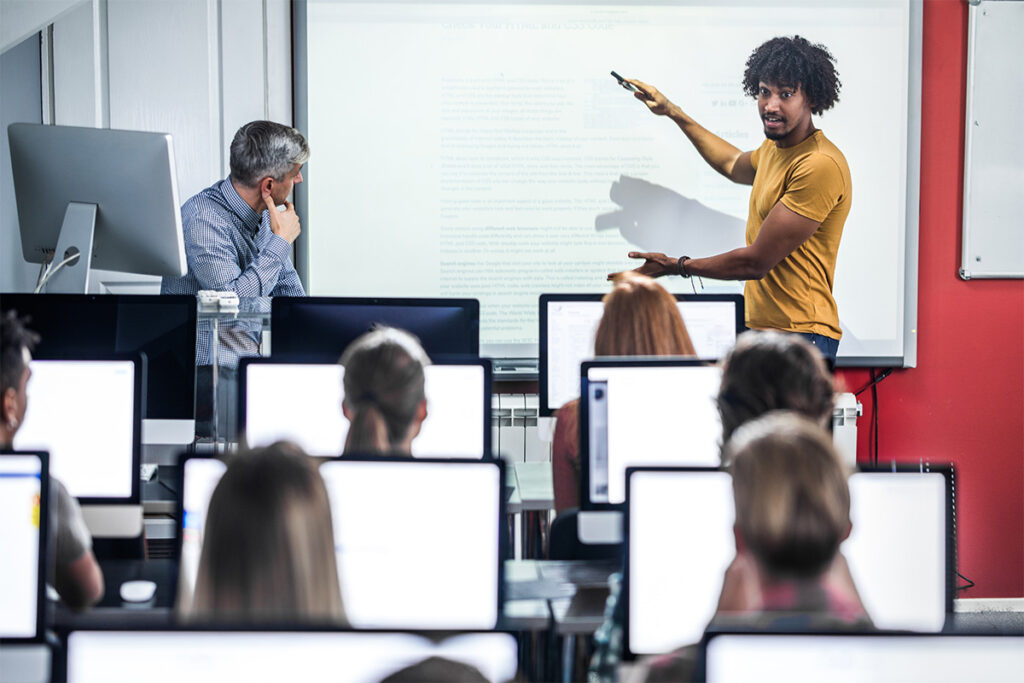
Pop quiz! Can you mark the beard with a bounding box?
[763,119,787,140]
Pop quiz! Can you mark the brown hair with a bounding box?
[340,327,431,455]
[717,330,834,450]
[726,411,851,579]
[187,442,345,623]
[594,271,696,357]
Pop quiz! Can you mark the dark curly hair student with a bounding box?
[741,35,842,115]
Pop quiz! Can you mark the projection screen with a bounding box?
[296,0,920,365]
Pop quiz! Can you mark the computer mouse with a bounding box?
[119,579,157,603]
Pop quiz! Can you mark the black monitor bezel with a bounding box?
[622,464,957,660]
[175,452,507,629]
[0,450,50,644]
[538,293,744,417]
[237,356,494,459]
[269,296,481,362]
[21,354,143,505]
[579,358,718,511]
[0,293,197,420]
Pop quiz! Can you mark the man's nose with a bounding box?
[295,171,303,184]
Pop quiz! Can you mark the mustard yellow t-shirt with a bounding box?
[745,130,851,340]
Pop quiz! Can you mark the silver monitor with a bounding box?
[704,634,1024,683]
[7,123,186,292]
[625,468,952,657]
[178,456,505,630]
[67,630,519,683]
[240,360,491,458]
[0,452,48,640]
[13,359,142,537]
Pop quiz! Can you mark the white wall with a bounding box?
[0,0,293,293]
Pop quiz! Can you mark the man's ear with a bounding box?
[2,387,15,423]
[261,177,273,196]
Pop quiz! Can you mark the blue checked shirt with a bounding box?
[161,178,305,367]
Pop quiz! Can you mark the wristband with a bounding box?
[677,255,691,278]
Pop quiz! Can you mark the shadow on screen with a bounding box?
[595,175,745,256]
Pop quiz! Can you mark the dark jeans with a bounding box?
[795,332,840,369]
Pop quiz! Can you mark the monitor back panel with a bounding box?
[241,360,491,457]
[625,468,952,657]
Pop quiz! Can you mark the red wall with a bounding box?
[836,0,1024,598]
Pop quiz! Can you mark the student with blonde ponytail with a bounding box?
[340,327,431,455]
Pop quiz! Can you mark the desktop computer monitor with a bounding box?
[177,455,505,630]
[12,357,143,537]
[0,294,197,422]
[624,467,954,658]
[538,293,743,416]
[7,123,186,293]
[239,358,492,457]
[702,633,1024,683]
[580,359,723,507]
[67,630,519,683]
[0,451,48,642]
[270,296,480,361]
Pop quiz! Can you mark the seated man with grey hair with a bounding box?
[162,121,309,435]
[162,119,308,302]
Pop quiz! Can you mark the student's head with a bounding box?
[380,657,488,683]
[0,310,38,447]
[188,442,344,623]
[725,411,851,580]
[717,331,834,450]
[229,120,309,203]
[742,35,841,117]
[594,271,696,357]
[340,327,431,455]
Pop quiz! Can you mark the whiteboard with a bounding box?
[295,0,921,366]
[961,0,1024,280]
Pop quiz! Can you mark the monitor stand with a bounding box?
[44,202,97,293]
[81,504,144,538]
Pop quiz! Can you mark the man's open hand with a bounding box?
[608,251,678,280]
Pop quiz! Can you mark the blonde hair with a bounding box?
[594,272,696,357]
[725,411,851,579]
[340,327,431,454]
[188,443,345,623]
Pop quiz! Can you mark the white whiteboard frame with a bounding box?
[960,0,1024,280]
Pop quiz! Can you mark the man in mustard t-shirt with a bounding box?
[611,36,851,363]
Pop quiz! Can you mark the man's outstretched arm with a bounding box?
[628,78,755,186]
[609,201,821,282]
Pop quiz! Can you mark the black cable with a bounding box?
[854,367,894,396]
[957,571,975,591]
[871,370,879,466]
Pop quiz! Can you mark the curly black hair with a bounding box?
[1,310,39,393]
[742,35,841,116]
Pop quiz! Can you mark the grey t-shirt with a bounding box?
[54,478,92,566]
